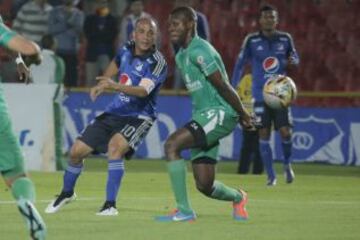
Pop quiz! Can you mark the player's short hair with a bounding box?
[170,6,198,22]
[259,4,278,17]
[134,16,157,31]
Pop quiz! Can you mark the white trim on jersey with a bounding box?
[152,51,166,77]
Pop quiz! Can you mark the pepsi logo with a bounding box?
[263,57,279,73]
[119,73,132,86]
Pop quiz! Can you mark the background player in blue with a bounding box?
[46,17,167,215]
[232,5,299,186]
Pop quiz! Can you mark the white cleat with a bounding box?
[96,202,119,216]
[45,192,76,214]
[17,199,46,240]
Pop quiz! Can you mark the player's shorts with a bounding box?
[254,101,293,130]
[0,94,25,178]
[78,113,153,159]
[184,107,238,162]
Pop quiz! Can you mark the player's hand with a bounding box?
[16,62,32,84]
[239,110,254,130]
[23,53,42,66]
[90,85,104,102]
[95,76,118,90]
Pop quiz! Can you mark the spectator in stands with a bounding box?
[84,0,118,87]
[30,35,65,169]
[30,34,65,84]
[234,74,263,175]
[232,5,299,186]
[172,0,211,90]
[119,0,151,46]
[48,0,84,87]
[12,0,53,44]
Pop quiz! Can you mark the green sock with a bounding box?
[210,180,242,203]
[11,177,35,202]
[167,160,193,214]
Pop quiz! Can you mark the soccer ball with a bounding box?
[263,75,297,109]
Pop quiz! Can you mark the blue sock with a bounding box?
[62,162,83,193]
[282,140,292,166]
[259,140,275,179]
[106,159,125,203]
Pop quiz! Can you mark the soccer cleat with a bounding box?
[233,189,248,221]
[17,198,47,240]
[284,165,295,183]
[267,177,277,186]
[155,209,196,222]
[45,191,76,214]
[96,201,119,216]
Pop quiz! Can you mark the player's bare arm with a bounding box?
[207,70,253,128]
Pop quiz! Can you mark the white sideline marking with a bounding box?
[0,197,358,206]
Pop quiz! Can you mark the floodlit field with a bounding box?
[1,159,359,240]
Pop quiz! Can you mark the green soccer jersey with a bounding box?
[176,35,237,116]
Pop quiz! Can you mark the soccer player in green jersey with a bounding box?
[0,16,46,239]
[156,6,252,222]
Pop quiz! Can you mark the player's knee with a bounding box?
[107,142,127,159]
[195,181,213,196]
[69,144,85,164]
[164,138,179,159]
[279,127,291,140]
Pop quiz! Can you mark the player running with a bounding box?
[155,6,252,222]
[232,5,300,186]
[0,15,46,239]
[45,17,167,216]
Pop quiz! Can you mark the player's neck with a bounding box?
[262,29,276,38]
[183,32,195,48]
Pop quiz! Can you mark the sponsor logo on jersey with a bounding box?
[197,55,204,64]
[135,62,143,72]
[119,73,132,86]
[263,57,280,73]
[256,45,264,51]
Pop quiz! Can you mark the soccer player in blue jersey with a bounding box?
[46,16,167,215]
[232,5,299,186]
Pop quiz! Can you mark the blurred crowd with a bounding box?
[0,0,359,105]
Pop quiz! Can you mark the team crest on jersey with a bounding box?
[263,57,279,73]
[119,73,132,86]
[135,62,143,72]
[197,55,204,64]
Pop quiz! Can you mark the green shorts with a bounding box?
[186,107,238,161]
[0,93,25,178]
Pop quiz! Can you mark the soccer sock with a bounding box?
[106,159,125,203]
[259,139,276,179]
[62,162,83,193]
[282,140,292,166]
[11,177,35,202]
[167,160,193,215]
[210,180,242,203]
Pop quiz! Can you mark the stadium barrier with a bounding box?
[64,90,360,167]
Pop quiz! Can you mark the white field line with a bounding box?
[0,197,359,206]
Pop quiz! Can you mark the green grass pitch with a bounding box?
[1,159,359,240]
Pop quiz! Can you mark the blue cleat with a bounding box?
[284,165,295,183]
[155,209,196,222]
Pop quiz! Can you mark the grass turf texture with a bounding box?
[0,159,359,240]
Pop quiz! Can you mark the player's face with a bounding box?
[133,20,156,54]
[259,10,278,31]
[168,16,189,46]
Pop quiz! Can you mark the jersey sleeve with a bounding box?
[231,34,252,87]
[286,33,300,65]
[189,43,219,77]
[142,51,167,92]
[0,22,17,47]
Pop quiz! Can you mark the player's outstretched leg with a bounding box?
[45,162,82,213]
[12,177,46,240]
[282,140,295,183]
[259,139,277,186]
[96,159,124,216]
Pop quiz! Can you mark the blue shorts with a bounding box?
[253,101,293,130]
